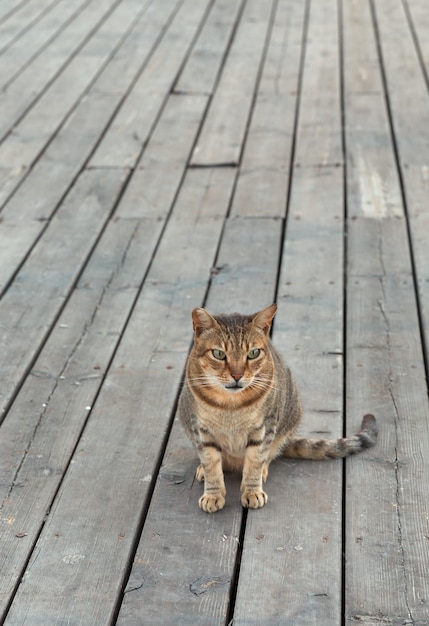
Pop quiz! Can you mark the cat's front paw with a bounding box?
[199,493,225,513]
[241,490,268,509]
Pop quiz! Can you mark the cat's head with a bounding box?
[187,304,277,406]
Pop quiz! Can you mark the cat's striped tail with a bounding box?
[283,414,378,460]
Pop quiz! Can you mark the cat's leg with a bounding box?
[197,445,226,513]
[195,464,205,481]
[241,445,268,509]
[261,461,269,483]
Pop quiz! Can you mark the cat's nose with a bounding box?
[231,373,243,381]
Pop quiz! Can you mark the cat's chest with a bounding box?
[198,405,262,455]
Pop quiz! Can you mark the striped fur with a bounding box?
[178,305,378,513]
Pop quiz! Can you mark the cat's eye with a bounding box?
[212,349,226,360]
[247,348,261,360]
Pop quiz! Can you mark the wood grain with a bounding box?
[191,0,276,166]
[1,1,429,622]
[174,0,243,96]
[231,0,307,218]
[0,218,155,616]
[0,0,89,91]
[90,0,210,168]
[232,0,345,621]
[344,0,429,623]
[0,168,126,418]
[373,0,429,373]
[0,0,167,142]
[117,186,281,624]
[4,167,237,624]
[234,166,345,626]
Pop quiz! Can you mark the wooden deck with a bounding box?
[1,0,429,624]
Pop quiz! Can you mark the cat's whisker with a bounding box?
[187,375,226,390]
[249,379,277,394]
[251,377,273,387]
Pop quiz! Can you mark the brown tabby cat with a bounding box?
[179,304,378,513]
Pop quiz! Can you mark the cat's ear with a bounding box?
[192,308,218,337]
[251,304,277,335]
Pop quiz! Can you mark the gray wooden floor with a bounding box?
[1,0,429,624]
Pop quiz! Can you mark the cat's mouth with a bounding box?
[224,382,245,392]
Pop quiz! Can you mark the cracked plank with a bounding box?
[346,272,429,625]
[373,0,429,386]
[343,0,429,622]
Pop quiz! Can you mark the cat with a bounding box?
[178,304,378,513]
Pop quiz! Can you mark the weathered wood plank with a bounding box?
[0,0,129,142]
[0,168,126,418]
[341,0,402,222]
[0,91,210,616]
[3,167,236,625]
[346,224,429,621]
[116,93,208,219]
[2,353,185,626]
[373,0,429,376]
[0,218,159,618]
[118,426,242,626]
[209,216,283,314]
[233,167,345,626]
[406,0,429,73]
[90,0,211,168]
[0,91,122,293]
[0,0,152,207]
[0,0,31,25]
[0,0,89,91]
[88,0,181,96]
[345,275,429,626]
[174,0,243,96]
[0,0,59,54]
[232,0,345,620]
[0,0,181,293]
[191,0,276,166]
[231,0,307,218]
[293,0,342,167]
[0,89,206,407]
[1,1,428,624]
[344,1,429,623]
[117,215,281,625]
